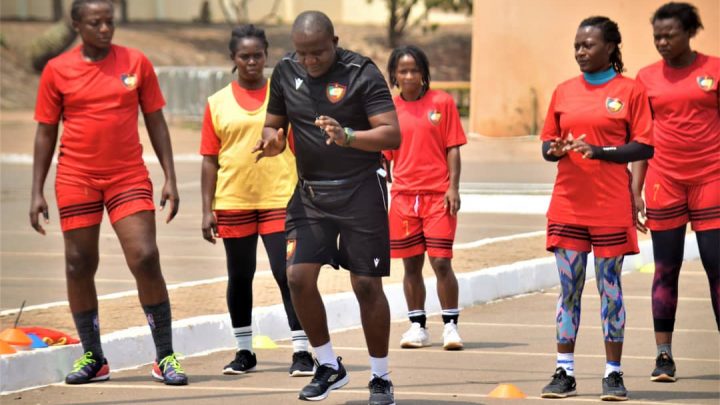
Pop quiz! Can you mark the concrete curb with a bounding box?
[0,234,700,394]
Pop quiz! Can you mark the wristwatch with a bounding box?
[343,127,356,146]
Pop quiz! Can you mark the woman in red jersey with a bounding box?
[199,24,312,377]
[383,45,467,351]
[634,1,719,383]
[539,17,653,401]
[29,0,186,386]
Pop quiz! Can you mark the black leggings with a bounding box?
[223,232,301,331]
[651,225,720,332]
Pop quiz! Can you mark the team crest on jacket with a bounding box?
[120,74,138,90]
[286,239,296,260]
[326,83,347,103]
[428,110,442,125]
[697,75,715,91]
[605,97,624,113]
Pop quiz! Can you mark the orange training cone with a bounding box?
[488,383,527,399]
[0,328,33,347]
[0,340,16,355]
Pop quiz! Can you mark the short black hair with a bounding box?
[579,16,625,73]
[387,45,431,96]
[292,10,334,38]
[70,0,113,22]
[652,2,703,36]
[229,24,269,55]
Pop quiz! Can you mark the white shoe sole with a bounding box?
[600,394,628,401]
[443,341,464,350]
[299,374,350,401]
[290,369,316,377]
[650,373,676,382]
[222,366,256,375]
[541,390,576,398]
[400,341,431,349]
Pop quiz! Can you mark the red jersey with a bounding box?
[636,53,720,184]
[384,89,467,193]
[34,45,165,175]
[541,75,653,227]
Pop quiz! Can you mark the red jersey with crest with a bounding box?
[34,45,165,175]
[636,53,720,184]
[541,75,653,227]
[384,89,467,193]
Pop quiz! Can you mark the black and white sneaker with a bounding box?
[368,375,395,405]
[601,371,628,401]
[298,357,349,401]
[222,350,257,375]
[651,352,676,382]
[290,351,315,377]
[541,367,577,398]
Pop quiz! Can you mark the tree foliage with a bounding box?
[371,0,472,47]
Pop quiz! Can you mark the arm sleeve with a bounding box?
[138,54,166,114]
[199,103,220,156]
[540,89,560,142]
[362,63,395,117]
[442,92,467,148]
[266,64,287,116]
[34,64,62,124]
[589,141,654,163]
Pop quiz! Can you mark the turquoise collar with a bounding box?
[583,67,617,85]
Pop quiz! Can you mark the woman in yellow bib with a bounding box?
[200,25,312,377]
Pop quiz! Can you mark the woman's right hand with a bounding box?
[29,193,49,235]
[633,193,648,234]
[201,211,218,244]
[546,137,569,158]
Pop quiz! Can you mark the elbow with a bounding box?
[387,128,402,150]
[637,145,654,161]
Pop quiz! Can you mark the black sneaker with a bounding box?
[541,367,577,398]
[368,375,395,405]
[290,351,315,377]
[222,350,257,375]
[651,352,676,382]
[298,357,349,401]
[65,351,110,384]
[601,371,628,401]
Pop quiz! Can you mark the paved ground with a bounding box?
[7,260,718,404]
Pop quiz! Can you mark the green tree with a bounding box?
[371,0,472,47]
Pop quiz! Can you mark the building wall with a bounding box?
[470,0,719,136]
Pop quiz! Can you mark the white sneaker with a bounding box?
[400,322,431,348]
[442,320,463,350]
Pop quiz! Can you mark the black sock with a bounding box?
[72,309,103,359]
[143,301,174,360]
[408,310,427,328]
[442,308,460,324]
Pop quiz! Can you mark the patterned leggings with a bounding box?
[555,248,626,343]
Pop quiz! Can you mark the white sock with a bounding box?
[605,361,621,377]
[557,352,575,376]
[233,326,253,352]
[291,330,309,352]
[369,356,389,381]
[313,341,338,370]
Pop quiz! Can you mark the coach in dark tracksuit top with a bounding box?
[253,10,400,405]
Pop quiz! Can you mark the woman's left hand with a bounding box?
[567,133,593,159]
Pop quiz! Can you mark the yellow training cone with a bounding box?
[488,383,527,399]
[252,335,278,349]
[639,263,656,274]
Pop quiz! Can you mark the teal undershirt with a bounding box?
[583,67,617,85]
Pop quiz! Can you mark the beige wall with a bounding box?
[470,0,720,137]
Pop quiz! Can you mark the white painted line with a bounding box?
[455,230,544,249]
[426,321,718,334]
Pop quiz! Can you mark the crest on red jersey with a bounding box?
[326,83,347,103]
[605,97,624,113]
[428,110,442,125]
[697,75,715,92]
[120,74,138,90]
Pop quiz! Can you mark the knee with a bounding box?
[65,249,98,280]
[352,277,383,302]
[286,267,306,295]
[430,258,453,277]
[127,245,160,277]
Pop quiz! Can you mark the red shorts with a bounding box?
[55,167,154,232]
[215,209,286,238]
[644,166,720,232]
[389,192,456,259]
[546,221,638,258]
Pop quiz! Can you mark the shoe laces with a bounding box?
[606,371,624,386]
[369,374,391,394]
[71,352,98,372]
[550,368,568,384]
[312,363,338,383]
[158,353,185,374]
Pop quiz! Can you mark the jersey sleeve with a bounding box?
[137,53,166,114]
[199,103,220,155]
[362,63,395,117]
[442,93,467,148]
[266,63,287,116]
[540,88,560,141]
[627,84,653,146]
[34,64,62,124]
